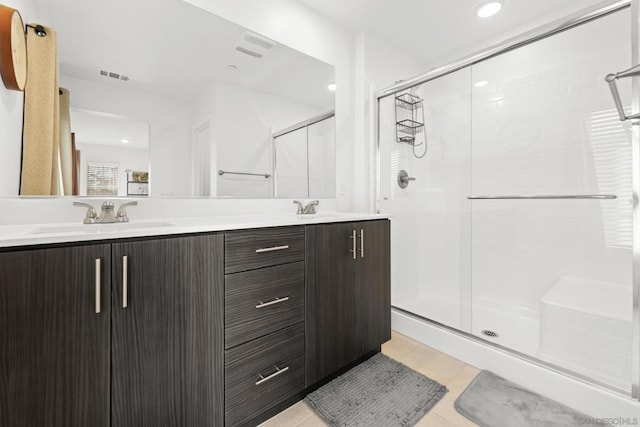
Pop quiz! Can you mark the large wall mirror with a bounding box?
[16,0,335,198]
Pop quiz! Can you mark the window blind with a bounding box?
[87,162,119,196]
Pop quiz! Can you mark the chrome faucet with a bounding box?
[96,201,118,223]
[293,200,319,215]
[73,200,138,224]
[73,202,98,224]
[116,201,138,222]
[303,200,319,214]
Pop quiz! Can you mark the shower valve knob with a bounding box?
[397,170,416,189]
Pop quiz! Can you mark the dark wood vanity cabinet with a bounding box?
[0,244,112,427]
[223,227,306,426]
[0,235,224,427]
[0,220,390,426]
[111,235,224,427]
[305,220,391,386]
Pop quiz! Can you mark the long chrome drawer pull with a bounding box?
[255,245,289,253]
[255,296,290,309]
[359,229,364,258]
[122,255,128,308]
[95,259,101,314]
[349,230,356,260]
[255,366,290,385]
[467,195,617,200]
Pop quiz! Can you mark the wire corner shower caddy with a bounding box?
[395,92,428,158]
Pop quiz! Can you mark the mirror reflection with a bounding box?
[16,0,335,198]
[71,110,149,197]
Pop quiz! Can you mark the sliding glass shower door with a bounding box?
[377,5,635,394]
[470,9,633,392]
[379,69,472,331]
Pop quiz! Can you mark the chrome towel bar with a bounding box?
[468,195,617,200]
[218,170,271,179]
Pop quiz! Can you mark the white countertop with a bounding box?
[0,213,389,248]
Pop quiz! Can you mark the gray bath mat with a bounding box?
[304,353,448,426]
[455,371,606,427]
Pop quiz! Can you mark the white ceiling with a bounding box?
[295,0,609,68]
[70,110,149,149]
[31,0,335,108]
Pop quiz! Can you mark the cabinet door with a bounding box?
[355,220,391,353]
[111,235,224,427]
[0,244,111,427]
[305,222,358,386]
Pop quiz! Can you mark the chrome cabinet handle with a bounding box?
[255,366,290,385]
[349,230,356,259]
[122,255,128,308]
[255,245,289,253]
[359,229,364,258]
[95,259,101,314]
[256,296,290,309]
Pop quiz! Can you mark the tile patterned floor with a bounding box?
[260,331,480,427]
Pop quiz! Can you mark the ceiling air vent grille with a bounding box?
[234,31,276,59]
[235,46,263,59]
[244,33,275,50]
[98,69,130,82]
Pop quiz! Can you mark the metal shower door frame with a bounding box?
[374,0,640,400]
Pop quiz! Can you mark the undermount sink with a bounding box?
[29,221,173,235]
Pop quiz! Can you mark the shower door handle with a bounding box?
[467,195,617,200]
[605,64,640,122]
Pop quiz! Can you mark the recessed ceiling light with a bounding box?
[228,64,238,71]
[327,82,336,92]
[476,1,502,18]
[474,80,489,87]
[120,139,130,144]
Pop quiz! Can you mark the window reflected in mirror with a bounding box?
[71,110,149,197]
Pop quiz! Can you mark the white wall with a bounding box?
[60,75,193,198]
[0,0,38,195]
[76,143,149,197]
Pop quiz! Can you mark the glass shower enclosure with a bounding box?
[376,2,639,397]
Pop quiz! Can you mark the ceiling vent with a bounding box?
[244,32,275,50]
[98,69,130,82]
[235,31,276,59]
[235,46,263,59]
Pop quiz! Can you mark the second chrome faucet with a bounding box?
[74,200,138,224]
[293,200,319,215]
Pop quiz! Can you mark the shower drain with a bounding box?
[481,329,500,338]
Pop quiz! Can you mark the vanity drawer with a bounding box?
[225,227,305,274]
[225,323,305,426]
[225,261,304,349]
